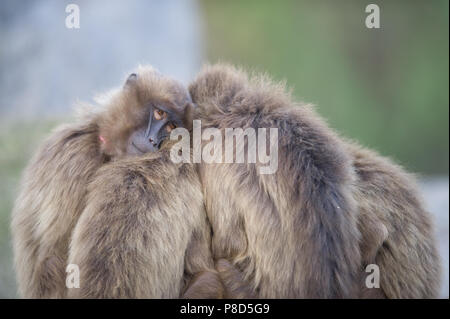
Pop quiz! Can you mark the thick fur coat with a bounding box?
[188,64,441,298]
[12,63,440,299]
[11,66,216,298]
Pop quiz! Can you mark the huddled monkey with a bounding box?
[188,64,441,298]
[11,65,220,298]
[98,71,193,158]
[12,63,440,299]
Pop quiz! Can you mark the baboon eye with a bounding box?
[154,109,166,120]
[165,123,176,133]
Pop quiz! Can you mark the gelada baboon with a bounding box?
[11,65,220,298]
[13,63,440,299]
[188,64,441,298]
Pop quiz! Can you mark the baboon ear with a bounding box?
[183,102,196,130]
[124,73,137,88]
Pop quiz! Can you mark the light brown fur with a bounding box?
[11,121,102,298]
[349,142,441,298]
[188,63,441,298]
[67,145,218,298]
[11,66,217,298]
[12,63,441,299]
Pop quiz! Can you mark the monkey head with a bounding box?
[97,65,194,158]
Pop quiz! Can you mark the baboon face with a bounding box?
[126,102,184,155]
[98,68,193,158]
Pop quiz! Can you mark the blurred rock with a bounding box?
[420,178,449,298]
[0,0,203,120]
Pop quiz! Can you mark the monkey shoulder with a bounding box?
[87,149,200,217]
[27,122,102,182]
[14,121,102,224]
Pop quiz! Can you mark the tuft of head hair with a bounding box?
[189,63,296,116]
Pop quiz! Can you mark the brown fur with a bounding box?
[182,270,224,299]
[214,259,257,298]
[11,66,212,298]
[188,63,441,298]
[67,145,216,298]
[348,142,441,298]
[11,121,102,298]
[13,62,441,299]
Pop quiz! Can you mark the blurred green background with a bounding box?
[201,0,449,175]
[0,0,448,297]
